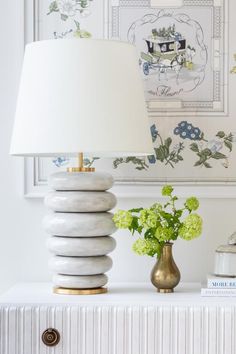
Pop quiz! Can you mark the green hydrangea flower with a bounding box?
[162,185,173,196]
[185,197,199,211]
[179,214,202,240]
[113,210,133,229]
[139,209,157,228]
[151,203,163,212]
[132,238,160,257]
[155,226,174,242]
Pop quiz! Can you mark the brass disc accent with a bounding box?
[42,328,60,347]
[53,287,108,295]
[158,289,174,293]
[67,167,95,172]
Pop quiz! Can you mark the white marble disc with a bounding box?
[49,172,114,191]
[43,212,116,237]
[47,236,116,256]
[52,274,108,289]
[49,255,112,275]
[45,191,117,212]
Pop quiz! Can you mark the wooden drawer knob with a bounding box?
[42,328,60,347]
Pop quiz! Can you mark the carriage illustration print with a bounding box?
[127,12,208,102]
[140,24,196,85]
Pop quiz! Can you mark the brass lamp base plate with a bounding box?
[67,167,95,173]
[53,287,108,295]
[158,289,174,293]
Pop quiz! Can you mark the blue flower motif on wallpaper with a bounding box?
[52,156,100,168]
[52,156,70,167]
[147,154,156,164]
[147,124,158,164]
[150,124,158,142]
[174,121,201,141]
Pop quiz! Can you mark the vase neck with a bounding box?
[161,243,173,259]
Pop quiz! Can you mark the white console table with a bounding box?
[0,283,235,354]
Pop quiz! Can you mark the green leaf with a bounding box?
[224,140,233,152]
[74,20,80,29]
[216,131,225,138]
[194,155,207,166]
[212,152,227,160]
[155,147,165,162]
[169,151,176,159]
[200,132,205,141]
[203,162,212,168]
[226,133,233,142]
[177,155,183,161]
[194,160,203,167]
[201,148,212,157]
[80,0,89,9]
[129,208,144,213]
[137,226,143,234]
[47,1,59,15]
[144,230,152,238]
[131,217,139,229]
[113,158,123,169]
[164,137,172,149]
[175,210,183,218]
[163,146,169,158]
[61,13,68,21]
[190,143,199,153]
[129,216,142,235]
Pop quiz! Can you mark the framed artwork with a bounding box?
[105,0,228,117]
[23,0,236,198]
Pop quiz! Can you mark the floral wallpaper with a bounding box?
[113,122,236,171]
[47,0,92,38]
[47,1,236,178]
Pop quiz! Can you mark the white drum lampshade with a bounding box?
[10,39,153,157]
[10,39,153,295]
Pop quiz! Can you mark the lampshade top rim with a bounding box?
[10,151,153,157]
[26,38,136,50]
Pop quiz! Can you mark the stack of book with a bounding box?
[201,274,236,296]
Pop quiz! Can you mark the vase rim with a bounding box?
[164,242,173,246]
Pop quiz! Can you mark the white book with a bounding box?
[201,287,236,297]
[207,274,236,289]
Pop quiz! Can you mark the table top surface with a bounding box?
[0,282,236,306]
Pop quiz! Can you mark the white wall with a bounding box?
[1,0,236,295]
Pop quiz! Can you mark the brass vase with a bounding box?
[151,242,180,293]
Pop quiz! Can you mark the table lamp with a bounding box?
[10,39,153,295]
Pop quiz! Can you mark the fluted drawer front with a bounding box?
[0,305,236,354]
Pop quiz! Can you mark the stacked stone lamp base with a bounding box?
[43,171,117,295]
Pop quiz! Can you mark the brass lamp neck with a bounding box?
[67,152,95,173]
